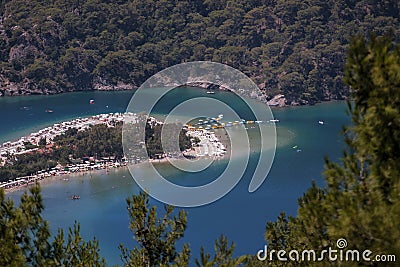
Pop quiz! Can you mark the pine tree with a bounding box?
[0,184,106,267]
[195,235,247,267]
[119,191,190,267]
[264,35,400,266]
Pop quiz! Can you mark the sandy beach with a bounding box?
[4,133,230,194]
[1,113,236,194]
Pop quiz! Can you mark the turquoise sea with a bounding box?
[1,89,350,266]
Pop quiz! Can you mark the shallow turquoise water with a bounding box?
[1,90,350,266]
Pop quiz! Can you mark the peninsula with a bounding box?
[0,113,228,191]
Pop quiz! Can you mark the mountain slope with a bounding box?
[0,0,399,105]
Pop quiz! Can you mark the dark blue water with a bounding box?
[1,91,350,266]
[0,91,134,143]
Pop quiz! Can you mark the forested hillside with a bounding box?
[0,0,399,105]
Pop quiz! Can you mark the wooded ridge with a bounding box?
[0,0,399,105]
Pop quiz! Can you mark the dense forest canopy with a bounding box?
[0,0,399,104]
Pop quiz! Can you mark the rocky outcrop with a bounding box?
[92,77,137,91]
[184,82,231,91]
[267,94,286,107]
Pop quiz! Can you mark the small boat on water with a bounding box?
[318,120,324,125]
[71,195,80,200]
[89,99,95,104]
[206,91,215,94]
[269,119,280,123]
[45,109,54,113]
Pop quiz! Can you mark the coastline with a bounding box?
[2,162,127,194]
[4,146,232,195]
[0,86,347,108]
[2,119,230,194]
[0,89,341,194]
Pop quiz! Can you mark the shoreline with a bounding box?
[2,161,127,194]
[0,86,348,108]
[3,169,103,194]
[2,124,230,194]
[4,149,232,194]
[4,123,296,195]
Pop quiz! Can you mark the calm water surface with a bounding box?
[1,90,350,266]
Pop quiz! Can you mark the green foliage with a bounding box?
[53,123,124,161]
[145,121,194,159]
[52,223,106,267]
[0,123,123,182]
[195,235,247,267]
[38,137,47,147]
[0,152,57,182]
[1,0,399,102]
[119,191,190,266]
[23,141,38,150]
[0,120,195,182]
[94,50,143,86]
[0,184,105,266]
[264,35,400,266]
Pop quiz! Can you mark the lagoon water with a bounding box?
[1,89,350,266]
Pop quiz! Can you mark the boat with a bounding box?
[71,195,80,200]
[206,91,215,94]
[45,109,54,113]
[318,120,324,125]
[89,99,95,104]
[269,119,280,123]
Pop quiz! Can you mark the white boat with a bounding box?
[206,91,215,94]
[318,120,324,125]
